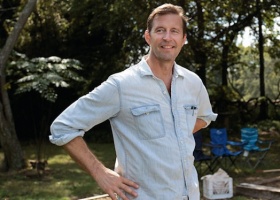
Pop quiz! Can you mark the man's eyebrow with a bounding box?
[154,25,164,29]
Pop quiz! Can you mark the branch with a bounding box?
[0,0,38,76]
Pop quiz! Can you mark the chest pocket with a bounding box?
[131,104,165,140]
[184,105,198,116]
[183,105,198,133]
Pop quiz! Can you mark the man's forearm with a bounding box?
[192,118,207,133]
[63,136,105,178]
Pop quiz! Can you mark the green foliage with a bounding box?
[5,0,278,95]
[16,0,72,57]
[0,0,279,137]
[7,52,84,102]
[63,0,151,92]
[229,46,280,101]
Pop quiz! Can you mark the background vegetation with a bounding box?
[0,0,279,199]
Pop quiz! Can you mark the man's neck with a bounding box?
[145,56,174,94]
[145,55,174,78]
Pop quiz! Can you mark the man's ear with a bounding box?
[144,30,151,45]
[182,34,187,46]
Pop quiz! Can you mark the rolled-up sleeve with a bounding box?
[49,77,120,146]
[49,109,86,146]
[197,83,217,127]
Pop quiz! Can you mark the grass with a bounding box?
[0,127,279,200]
[0,142,116,200]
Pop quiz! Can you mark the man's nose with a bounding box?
[163,31,172,40]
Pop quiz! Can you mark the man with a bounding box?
[50,3,217,200]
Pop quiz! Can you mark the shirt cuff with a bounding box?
[49,130,85,146]
[198,113,218,127]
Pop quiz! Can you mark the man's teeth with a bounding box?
[162,46,173,48]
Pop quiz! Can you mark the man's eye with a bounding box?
[156,29,164,33]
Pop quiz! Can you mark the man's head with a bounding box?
[147,4,188,37]
[144,4,187,63]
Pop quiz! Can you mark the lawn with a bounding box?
[0,128,279,200]
[0,142,116,200]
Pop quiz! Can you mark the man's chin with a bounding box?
[157,53,175,62]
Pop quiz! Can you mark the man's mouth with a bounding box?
[161,45,174,49]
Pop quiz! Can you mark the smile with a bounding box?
[161,45,174,49]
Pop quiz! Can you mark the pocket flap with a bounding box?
[131,105,160,116]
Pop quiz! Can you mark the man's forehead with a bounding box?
[152,14,183,28]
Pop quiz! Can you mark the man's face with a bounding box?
[145,14,186,62]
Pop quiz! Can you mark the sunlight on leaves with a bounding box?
[7,51,85,102]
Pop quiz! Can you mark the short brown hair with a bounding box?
[147,4,188,36]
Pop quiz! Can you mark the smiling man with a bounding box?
[50,4,217,200]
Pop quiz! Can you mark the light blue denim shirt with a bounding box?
[50,57,217,200]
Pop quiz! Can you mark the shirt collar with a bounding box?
[138,56,185,79]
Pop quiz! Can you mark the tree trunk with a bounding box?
[256,0,268,120]
[194,0,207,85]
[0,99,26,171]
[0,0,38,171]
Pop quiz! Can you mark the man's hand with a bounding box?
[94,166,139,200]
[193,118,207,133]
[63,137,138,200]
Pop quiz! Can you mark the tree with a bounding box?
[0,0,21,47]
[0,0,38,171]
[6,52,84,171]
[256,0,267,119]
[2,0,279,141]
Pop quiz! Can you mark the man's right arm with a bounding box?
[63,136,139,200]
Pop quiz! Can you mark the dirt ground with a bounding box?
[235,171,280,186]
[233,171,280,200]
